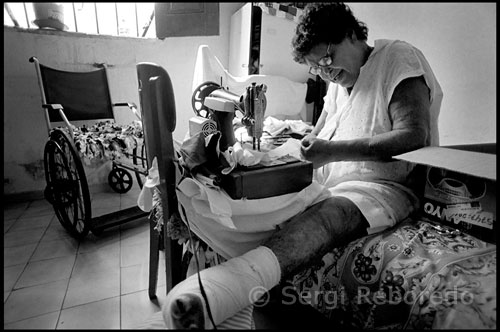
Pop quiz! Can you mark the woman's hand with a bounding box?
[300,134,334,168]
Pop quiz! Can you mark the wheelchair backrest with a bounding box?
[38,63,114,122]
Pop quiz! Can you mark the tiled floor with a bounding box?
[3,185,169,329]
[4,185,330,329]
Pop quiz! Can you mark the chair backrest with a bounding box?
[136,62,177,192]
[36,61,115,122]
[136,62,183,291]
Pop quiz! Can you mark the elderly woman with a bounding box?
[162,2,443,329]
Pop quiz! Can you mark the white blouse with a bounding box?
[315,39,443,189]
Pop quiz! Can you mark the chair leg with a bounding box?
[163,227,185,295]
[148,219,160,299]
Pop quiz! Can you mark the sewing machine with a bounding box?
[190,81,313,199]
[190,81,266,151]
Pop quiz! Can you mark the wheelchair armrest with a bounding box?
[42,103,64,110]
[114,102,136,108]
[42,104,74,141]
[114,102,141,120]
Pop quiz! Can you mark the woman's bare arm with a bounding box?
[301,76,431,168]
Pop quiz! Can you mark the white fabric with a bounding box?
[192,45,309,121]
[263,116,314,136]
[266,137,303,160]
[137,157,160,212]
[328,180,419,234]
[220,141,267,174]
[234,117,313,147]
[315,39,442,232]
[221,134,311,174]
[177,178,331,259]
[162,246,281,329]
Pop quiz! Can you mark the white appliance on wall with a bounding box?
[228,3,310,84]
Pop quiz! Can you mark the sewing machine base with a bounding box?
[221,160,313,199]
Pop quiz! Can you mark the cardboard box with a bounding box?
[395,146,496,244]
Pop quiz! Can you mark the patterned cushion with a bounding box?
[291,218,496,329]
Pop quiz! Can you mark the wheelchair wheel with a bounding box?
[44,129,91,240]
[108,167,133,193]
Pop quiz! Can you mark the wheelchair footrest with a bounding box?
[91,206,148,232]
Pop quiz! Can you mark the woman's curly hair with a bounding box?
[291,3,368,64]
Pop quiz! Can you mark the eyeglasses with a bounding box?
[308,43,333,76]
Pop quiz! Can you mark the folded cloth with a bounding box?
[221,141,267,175]
[177,177,331,259]
[221,137,305,175]
[266,137,303,160]
[263,116,313,137]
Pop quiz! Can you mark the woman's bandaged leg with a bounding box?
[163,196,368,329]
[264,196,369,277]
[162,246,281,329]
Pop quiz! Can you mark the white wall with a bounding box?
[3,3,244,197]
[346,2,496,145]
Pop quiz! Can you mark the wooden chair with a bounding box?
[136,62,185,298]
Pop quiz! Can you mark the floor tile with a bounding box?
[120,219,149,247]
[120,287,166,329]
[3,202,30,221]
[63,268,120,309]
[2,188,196,330]
[120,263,149,295]
[132,310,165,329]
[4,243,38,268]
[4,218,17,233]
[71,245,120,278]
[40,220,73,242]
[92,189,122,199]
[121,195,140,209]
[3,279,68,324]
[121,253,167,296]
[14,256,75,289]
[20,199,55,218]
[8,214,54,232]
[4,264,26,292]
[92,206,121,219]
[92,196,121,210]
[30,237,79,262]
[91,192,121,208]
[3,228,45,248]
[77,231,121,254]
[120,243,149,267]
[3,311,60,329]
[57,297,120,329]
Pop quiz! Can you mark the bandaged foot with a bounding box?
[162,246,281,329]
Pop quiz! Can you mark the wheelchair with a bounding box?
[30,56,148,240]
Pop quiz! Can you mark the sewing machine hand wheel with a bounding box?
[191,81,221,118]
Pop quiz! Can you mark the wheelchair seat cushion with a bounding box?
[57,120,143,165]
